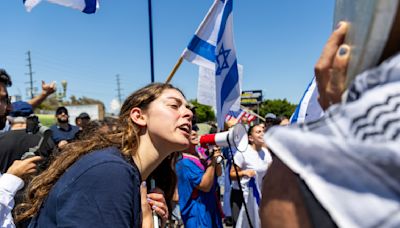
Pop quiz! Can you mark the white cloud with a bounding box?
[110,98,121,114]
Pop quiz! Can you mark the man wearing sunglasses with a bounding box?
[50,106,79,149]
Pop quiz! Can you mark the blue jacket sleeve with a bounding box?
[56,161,141,228]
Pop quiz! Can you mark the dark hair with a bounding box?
[247,124,256,136]
[77,118,118,140]
[0,69,12,87]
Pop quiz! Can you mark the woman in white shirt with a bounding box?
[230,124,272,228]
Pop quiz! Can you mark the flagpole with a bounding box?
[165,56,183,84]
[240,105,266,121]
[147,0,155,82]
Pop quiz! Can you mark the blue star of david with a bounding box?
[216,44,231,75]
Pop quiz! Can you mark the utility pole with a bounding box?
[116,74,123,105]
[26,51,35,99]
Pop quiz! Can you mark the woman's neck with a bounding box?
[251,143,262,152]
[132,134,168,180]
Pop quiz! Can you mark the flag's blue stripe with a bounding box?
[217,0,233,43]
[249,177,261,206]
[82,0,97,14]
[291,105,300,123]
[291,78,314,124]
[187,35,216,62]
[220,60,239,108]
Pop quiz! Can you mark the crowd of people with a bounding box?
[0,65,286,228]
[0,16,399,228]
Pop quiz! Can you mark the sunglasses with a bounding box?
[56,110,68,115]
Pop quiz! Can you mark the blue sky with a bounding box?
[0,0,335,113]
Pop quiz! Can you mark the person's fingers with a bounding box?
[150,201,168,215]
[140,182,155,227]
[149,187,164,195]
[245,170,254,177]
[315,22,349,76]
[24,162,37,170]
[213,150,222,157]
[23,156,43,163]
[328,44,351,105]
[153,206,168,220]
[140,182,148,202]
[315,22,349,101]
[147,195,167,211]
[147,192,165,202]
[147,190,168,222]
[140,181,152,213]
[24,167,37,174]
[314,22,348,110]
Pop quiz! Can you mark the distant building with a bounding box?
[10,95,22,103]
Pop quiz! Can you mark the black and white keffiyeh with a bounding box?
[265,53,400,228]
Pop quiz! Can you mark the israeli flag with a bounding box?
[23,0,99,14]
[182,0,240,129]
[290,77,324,124]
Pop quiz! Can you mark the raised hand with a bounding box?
[314,21,351,110]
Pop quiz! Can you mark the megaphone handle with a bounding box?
[226,134,254,228]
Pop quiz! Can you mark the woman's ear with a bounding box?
[248,135,254,144]
[130,107,147,127]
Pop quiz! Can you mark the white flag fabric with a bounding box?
[24,0,99,13]
[197,64,243,111]
[183,0,241,129]
[266,53,400,228]
[290,77,324,124]
[236,192,260,228]
[197,66,217,108]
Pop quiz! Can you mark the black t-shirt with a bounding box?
[0,129,43,173]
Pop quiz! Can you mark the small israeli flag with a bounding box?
[182,0,241,130]
[23,0,99,14]
[290,77,324,124]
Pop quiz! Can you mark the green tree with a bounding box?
[189,100,215,123]
[259,99,296,118]
[64,96,105,113]
[36,95,105,112]
[36,94,59,110]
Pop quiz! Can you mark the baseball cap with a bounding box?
[265,113,277,119]
[9,101,33,117]
[56,106,68,115]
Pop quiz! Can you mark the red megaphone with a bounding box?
[199,124,248,152]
